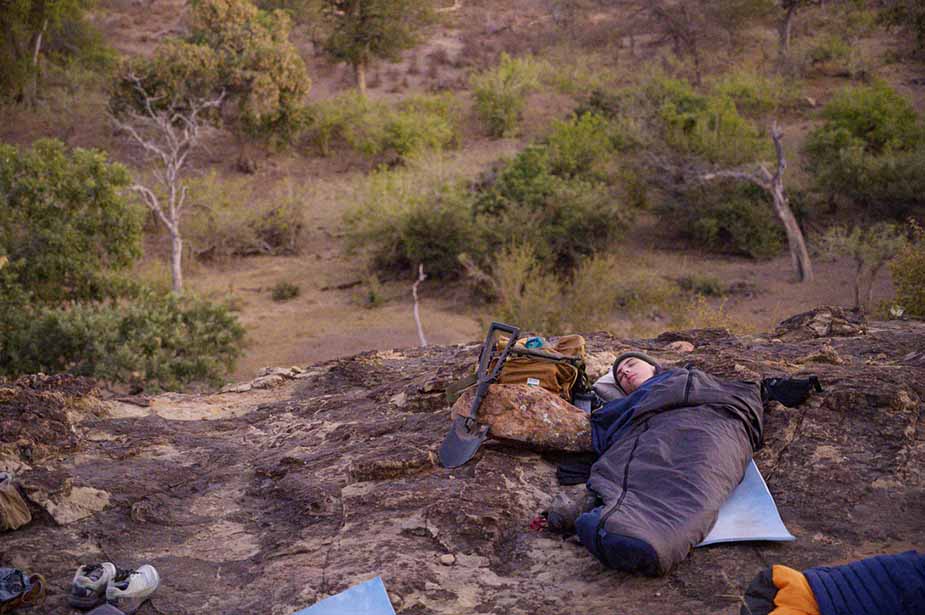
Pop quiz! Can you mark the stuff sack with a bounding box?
[0,473,31,531]
[492,334,590,402]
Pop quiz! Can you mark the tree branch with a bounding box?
[412,264,428,347]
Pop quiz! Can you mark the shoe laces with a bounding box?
[112,568,138,590]
[81,563,103,581]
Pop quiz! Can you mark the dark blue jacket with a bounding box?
[804,550,925,615]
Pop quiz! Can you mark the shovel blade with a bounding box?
[438,417,489,468]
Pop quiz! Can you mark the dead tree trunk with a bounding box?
[355,60,367,95]
[112,77,224,292]
[412,264,427,347]
[778,4,796,65]
[704,122,814,283]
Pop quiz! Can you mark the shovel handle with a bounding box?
[466,322,519,422]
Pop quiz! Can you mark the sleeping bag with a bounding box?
[576,367,763,576]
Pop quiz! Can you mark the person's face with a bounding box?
[615,357,655,394]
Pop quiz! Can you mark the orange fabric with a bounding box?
[770,565,820,615]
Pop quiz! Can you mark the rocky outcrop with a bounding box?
[0,310,923,614]
[451,384,592,452]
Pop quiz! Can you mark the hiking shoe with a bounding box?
[546,491,600,534]
[70,562,117,609]
[106,565,159,615]
[87,604,126,615]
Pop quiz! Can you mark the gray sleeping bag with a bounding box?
[576,367,764,575]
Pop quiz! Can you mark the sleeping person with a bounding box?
[572,352,764,576]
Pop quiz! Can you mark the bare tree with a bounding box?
[778,0,821,67]
[412,264,428,346]
[111,76,224,292]
[703,122,813,282]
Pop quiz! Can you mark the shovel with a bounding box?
[438,321,520,468]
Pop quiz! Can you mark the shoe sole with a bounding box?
[69,591,106,609]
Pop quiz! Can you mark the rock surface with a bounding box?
[0,311,923,614]
[451,384,593,452]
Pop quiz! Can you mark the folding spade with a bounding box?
[438,321,520,468]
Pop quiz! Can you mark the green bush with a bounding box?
[661,182,784,259]
[643,76,768,165]
[709,69,802,116]
[475,146,631,271]
[271,281,300,301]
[677,273,726,297]
[0,139,142,304]
[890,223,925,318]
[301,91,459,161]
[468,247,682,334]
[344,166,482,279]
[0,291,244,390]
[543,112,617,179]
[0,139,245,390]
[804,83,925,217]
[470,53,544,137]
[185,173,304,260]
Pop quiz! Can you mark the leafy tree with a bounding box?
[777,1,821,65]
[321,0,435,95]
[114,0,310,167]
[804,82,925,217]
[0,0,98,102]
[820,223,908,311]
[0,139,244,389]
[610,75,811,279]
[618,0,776,84]
[187,0,310,142]
[0,139,141,303]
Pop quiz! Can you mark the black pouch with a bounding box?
[761,375,823,408]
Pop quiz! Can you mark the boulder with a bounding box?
[451,384,592,452]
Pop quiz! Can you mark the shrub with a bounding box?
[0,139,142,304]
[480,243,567,333]
[544,112,617,179]
[539,48,622,97]
[643,76,768,165]
[476,148,631,271]
[677,273,726,297]
[890,222,925,318]
[804,83,925,217]
[466,248,682,334]
[661,182,784,259]
[0,290,244,390]
[271,281,300,302]
[820,223,908,311]
[0,139,246,390]
[669,294,749,333]
[470,53,544,137]
[812,83,920,154]
[185,173,304,260]
[300,92,375,156]
[344,165,482,279]
[709,69,802,116]
[301,91,459,161]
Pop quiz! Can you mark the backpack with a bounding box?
[490,334,591,402]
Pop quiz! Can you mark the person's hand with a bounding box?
[761,376,823,407]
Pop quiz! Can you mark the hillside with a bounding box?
[2,0,924,386]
